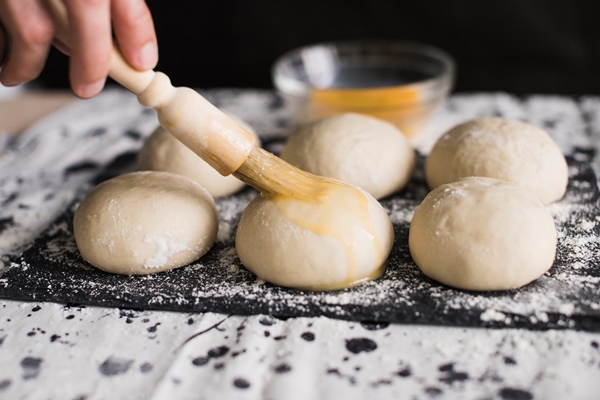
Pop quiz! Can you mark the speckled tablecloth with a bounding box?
[1,89,599,399]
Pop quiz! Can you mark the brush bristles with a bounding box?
[234,147,327,198]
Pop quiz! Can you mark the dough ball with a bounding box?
[137,112,258,198]
[409,177,557,291]
[73,171,218,275]
[425,117,568,205]
[235,185,394,290]
[280,113,416,199]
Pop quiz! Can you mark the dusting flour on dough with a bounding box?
[143,231,191,269]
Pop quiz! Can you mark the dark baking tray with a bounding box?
[2,150,599,331]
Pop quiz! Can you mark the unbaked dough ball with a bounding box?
[280,113,416,199]
[137,112,258,198]
[425,117,568,205]
[73,171,218,275]
[235,184,394,290]
[409,177,557,291]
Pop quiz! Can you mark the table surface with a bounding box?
[1,88,599,400]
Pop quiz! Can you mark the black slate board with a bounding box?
[2,150,600,332]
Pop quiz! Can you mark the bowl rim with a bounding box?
[272,39,456,98]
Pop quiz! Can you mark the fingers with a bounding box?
[112,0,158,71]
[0,0,158,97]
[63,0,112,98]
[63,0,157,98]
[0,0,55,87]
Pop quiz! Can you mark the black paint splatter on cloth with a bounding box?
[63,162,100,178]
[208,346,229,358]
[1,193,18,207]
[139,363,153,373]
[437,363,469,384]
[346,338,378,354]
[274,364,292,374]
[98,357,133,377]
[20,357,42,380]
[425,387,443,397]
[259,317,276,326]
[0,217,15,234]
[192,345,230,367]
[504,356,517,365]
[499,387,534,400]
[233,378,250,389]
[124,129,143,141]
[191,356,210,367]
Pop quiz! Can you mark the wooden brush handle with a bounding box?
[46,0,256,176]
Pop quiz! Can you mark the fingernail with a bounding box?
[1,78,22,87]
[138,42,158,70]
[79,79,105,98]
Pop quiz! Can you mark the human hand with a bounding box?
[0,0,158,98]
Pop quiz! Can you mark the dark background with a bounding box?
[35,0,600,95]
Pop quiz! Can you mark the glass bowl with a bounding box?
[272,40,455,138]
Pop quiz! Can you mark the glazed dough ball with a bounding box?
[280,113,416,199]
[73,171,218,275]
[425,117,568,205]
[137,112,258,198]
[409,177,557,291]
[235,186,394,290]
